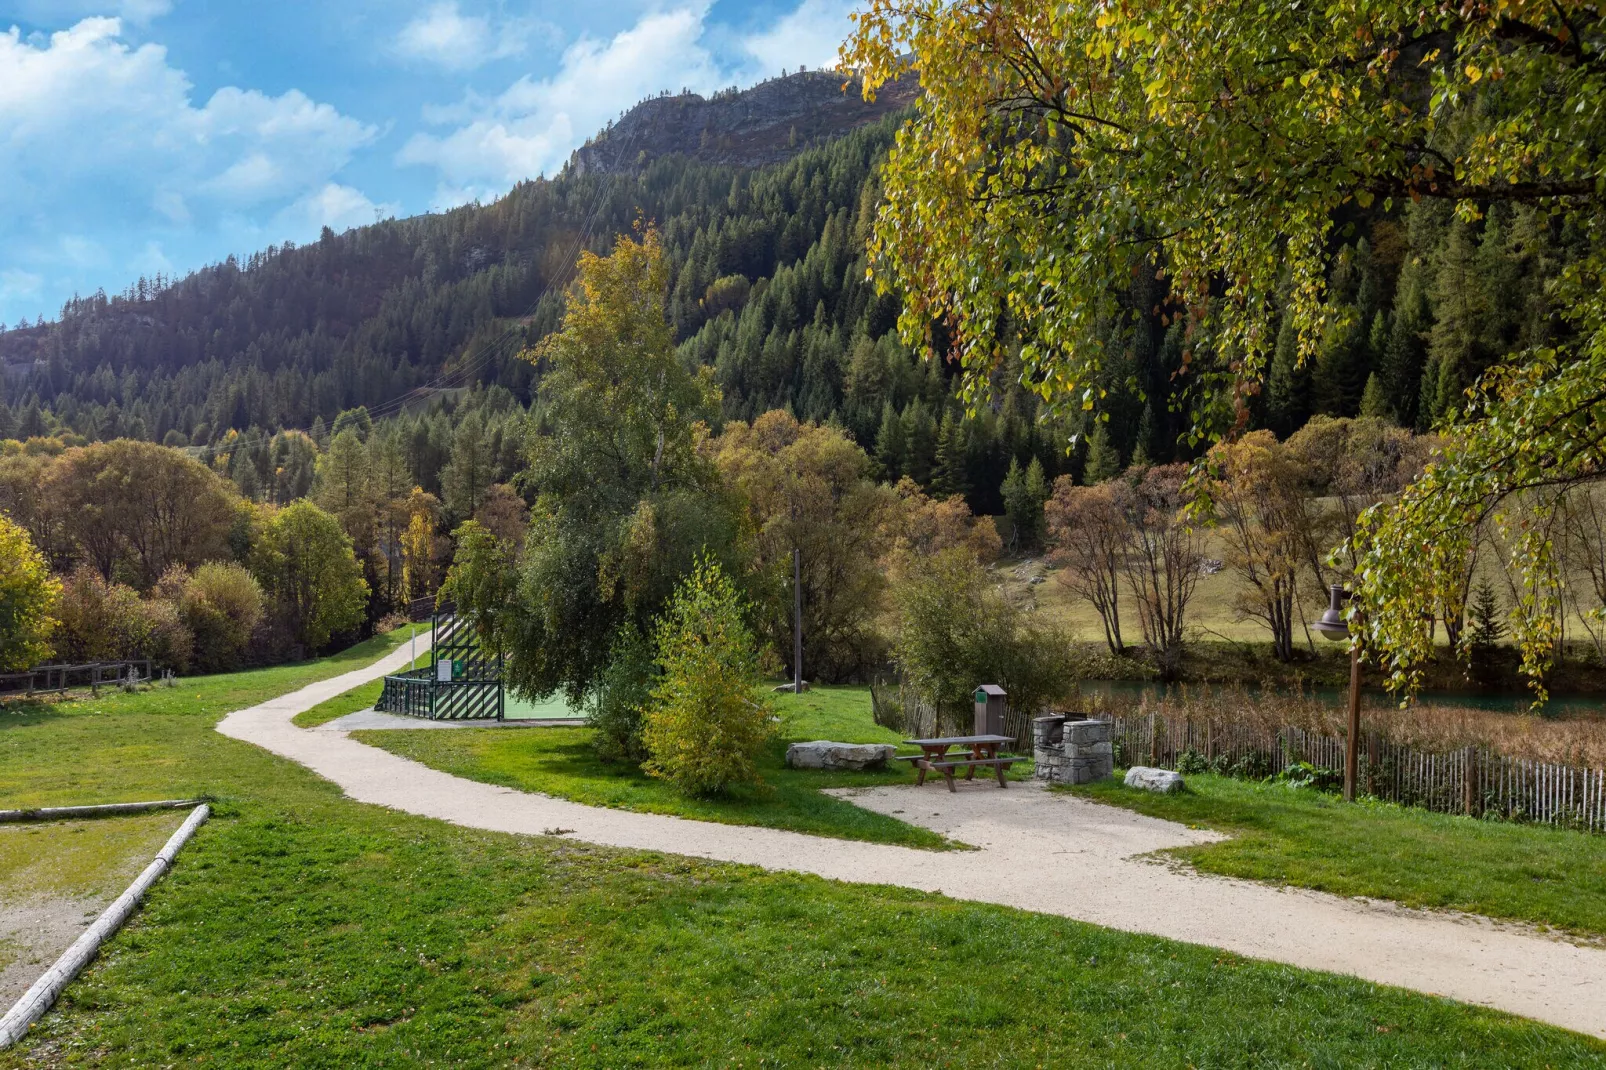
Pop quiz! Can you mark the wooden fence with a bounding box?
[1105,712,1606,833]
[0,661,152,697]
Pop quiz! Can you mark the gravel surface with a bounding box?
[0,898,105,1008]
[219,641,1606,1039]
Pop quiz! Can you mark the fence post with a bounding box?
[1464,747,1478,817]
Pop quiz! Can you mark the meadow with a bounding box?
[1,638,1601,1064]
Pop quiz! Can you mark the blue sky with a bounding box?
[0,0,861,326]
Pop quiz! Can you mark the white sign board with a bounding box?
[437,659,453,682]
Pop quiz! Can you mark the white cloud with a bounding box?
[399,1,865,189]
[740,0,856,75]
[0,269,43,304]
[393,1,548,71]
[0,17,384,320]
[131,240,173,277]
[399,6,728,185]
[275,184,400,234]
[0,20,376,207]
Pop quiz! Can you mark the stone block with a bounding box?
[785,740,896,771]
[1124,766,1186,793]
[1063,756,1114,784]
[1061,719,1110,746]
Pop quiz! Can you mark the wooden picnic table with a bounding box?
[896,734,1021,792]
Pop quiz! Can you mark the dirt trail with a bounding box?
[218,642,1606,1039]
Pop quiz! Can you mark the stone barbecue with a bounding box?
[1031,715,1114,785]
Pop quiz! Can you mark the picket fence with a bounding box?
[1105,712,1606,833]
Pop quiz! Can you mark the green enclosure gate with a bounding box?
[375,609,504,721]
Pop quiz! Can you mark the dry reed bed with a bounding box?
[1070,684,1606,768]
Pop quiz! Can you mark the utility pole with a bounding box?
[793,547,803,694]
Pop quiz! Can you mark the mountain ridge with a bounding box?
[567,69,919,177]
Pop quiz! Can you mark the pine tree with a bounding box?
[1466,580,1506,685]
[1021,457,1048,549]
[1000,457,1026,548]
[901,400,937,485]
[1000,456,1049,550]
[931,408,971,498]
[873,400,905,481]
[1264,313,1311,436]
[1083,421,1120,484]
[1382,263,1430,430]
[1130,406,1156,468]
[441,411,491,521]
[1359,373,1393,422]
[17,403,46,439]
[1427,217,1493,418]
[1429,352,1465,425]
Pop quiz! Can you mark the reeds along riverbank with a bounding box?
[1070,682,1606,769]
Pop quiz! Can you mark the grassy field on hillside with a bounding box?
[1071,773,1606,939]
[1004,550,1606,694]
[0,646,1601,1064]
[356,686,957,849]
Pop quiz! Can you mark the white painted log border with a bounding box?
[0,803,211,1049]
[0,799,206,823]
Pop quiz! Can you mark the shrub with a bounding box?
[642,558,770,796]
[53,566,192,671]
[587,625,656,763]
[376,612,413,634]
[0,513,59,670]
[1274,760,1343,792]
[892,547,1076,733]
[157,562,264,674]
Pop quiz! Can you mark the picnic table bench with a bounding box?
[896,734,1023,792]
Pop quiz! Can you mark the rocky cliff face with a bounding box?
[567,69,919,176]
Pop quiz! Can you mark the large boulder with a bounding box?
[1124,766,1186,794]
[786,741,897,771]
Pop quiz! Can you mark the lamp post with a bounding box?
[1314,584,1362,802]
[793,547,803,695]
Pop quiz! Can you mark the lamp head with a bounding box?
[1314,584,1351,642]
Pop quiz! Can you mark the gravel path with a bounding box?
[218,643,1606,1038]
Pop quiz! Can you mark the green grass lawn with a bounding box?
[354,686,955,850]
[292,631,430,728]
[0,649,1602,1064]
[1071,772,1606,939]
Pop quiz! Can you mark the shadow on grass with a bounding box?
[354,724,957,850]
[0,699,68,732]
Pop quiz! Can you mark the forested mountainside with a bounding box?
[0,66,1581,519]
[569,69,919,176]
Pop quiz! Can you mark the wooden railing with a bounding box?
[0,661,153,696]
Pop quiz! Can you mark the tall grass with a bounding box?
[1067,681,1606,767]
